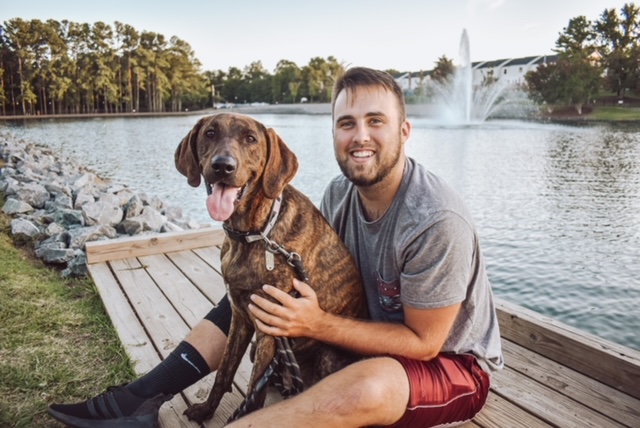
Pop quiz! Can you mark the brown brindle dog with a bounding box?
[174,113,367,422]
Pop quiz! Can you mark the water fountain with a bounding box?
[428,29,533,124]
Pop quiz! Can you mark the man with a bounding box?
[49,67,503,428]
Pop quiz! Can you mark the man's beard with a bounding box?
[337,138,403,187]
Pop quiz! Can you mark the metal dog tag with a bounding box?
[265,250,275,271]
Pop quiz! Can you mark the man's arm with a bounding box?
[249,279,460,361]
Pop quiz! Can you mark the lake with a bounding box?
[4,112,640,351]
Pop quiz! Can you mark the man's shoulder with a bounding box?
[400,159,474,229]
[405,160,462,208]
[320,174,353,219]
[327,174,352,191]
[323,174,353,203]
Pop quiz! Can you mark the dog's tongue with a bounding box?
[207,183,240,221]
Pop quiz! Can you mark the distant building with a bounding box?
[394,70,431,94]
[397,54,559,95]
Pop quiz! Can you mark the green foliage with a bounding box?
[0,18,347,115]
[592,3,640,96]
[430,55,454,84]
[0,18,207,115]
[526,55,601,114]
[0,193,135,427]
[591,106,640,120]
[527,2,640,112]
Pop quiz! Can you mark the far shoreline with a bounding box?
[1,102,639,124]
[0,103,332,121]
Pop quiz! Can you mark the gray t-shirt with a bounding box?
[320,157,503,372]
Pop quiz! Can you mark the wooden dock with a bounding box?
[85,228,640,428]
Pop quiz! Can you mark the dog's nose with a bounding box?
[212,155,237,176]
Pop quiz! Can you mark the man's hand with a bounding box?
[248,278,325,338]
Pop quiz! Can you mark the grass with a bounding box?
[590,106,640,121]
[0,192,136,427]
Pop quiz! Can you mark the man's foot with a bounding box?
[48,385,172,428]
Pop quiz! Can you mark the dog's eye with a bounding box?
[205,129,215,138]
[246,135,257,144]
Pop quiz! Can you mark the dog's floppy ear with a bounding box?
[175,118,204,187]
[262,128,299,199]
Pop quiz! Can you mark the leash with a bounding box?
[223,196,308,421]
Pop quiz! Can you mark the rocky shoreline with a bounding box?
[0,132,202,278]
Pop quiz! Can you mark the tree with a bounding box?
[166,36,207,111]
[272,60,300,103]
[526,55,601,114]
[115,22,140,112]
[244,60,271,103]
[3,18,37,114]
[594,3,640,96]
[555,16,596,57]
[430,55,454,84]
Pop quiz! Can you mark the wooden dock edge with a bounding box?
[85,227,225,265]
[496,298,640,401]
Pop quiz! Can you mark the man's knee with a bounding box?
[334,357,409,419]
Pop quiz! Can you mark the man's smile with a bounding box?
[351,150,375,161]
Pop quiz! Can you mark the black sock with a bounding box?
[126,341,211,398]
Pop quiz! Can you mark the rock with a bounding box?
[2,198,34,215]
[35,247,76,264]
[117,219,144,236]
[1,133,200,278]
[162,221,184,233]
[124,194,144,218]
[53,193,73,210]
[71,172,96,190]
[62,250,88,278]
[131,206,166,232]
[15,183,49,208]
[54,209,85,228]
[67,225,117,250]
[45,222,67,237]
[163,205,184,222]
[11,218,42,243]
[73,189,95,209]
[82,201,124,227]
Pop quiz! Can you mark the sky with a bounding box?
[2,0,633,73]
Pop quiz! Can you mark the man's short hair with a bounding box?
[331,67,406,121]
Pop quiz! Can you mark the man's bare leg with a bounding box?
[226,357,409,428]
[185,318,228,371]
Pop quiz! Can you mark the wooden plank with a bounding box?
[138,253,215,326]
[502,339,640,427]
[109,257,192,356]
[87,262,158,374]
[491,366,626,428]
[159,396,202,428]
[495,298,640,400]
[166,249,227,305]
[474,392,553,428]
[181,374,244,427]
[86,228,225,265]
[87,264,200,427]
[193,245,223,274]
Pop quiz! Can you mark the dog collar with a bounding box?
[222,196,282,243]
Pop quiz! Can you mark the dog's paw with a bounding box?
[184,402,215,423]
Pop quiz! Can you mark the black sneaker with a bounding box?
[48,385,173,428]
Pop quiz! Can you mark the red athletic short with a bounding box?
[386,353,490,428]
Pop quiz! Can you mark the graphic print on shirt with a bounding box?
[376,271,402,313]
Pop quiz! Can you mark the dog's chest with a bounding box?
[221,242,295,296]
